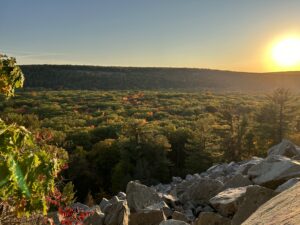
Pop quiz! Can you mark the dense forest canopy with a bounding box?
[21,65,300,92]
[2,89,299,203]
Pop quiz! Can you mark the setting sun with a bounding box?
[272,37,300,69]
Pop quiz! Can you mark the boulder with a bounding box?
[109,196,120,204]
[126,181,162,212]
[145,201,169,211]
[171,211,188,222]
[206,164,228,178]
[159,219,189,225]
[71,202,90,211]
[100,198,111,212]
[201,205,214,213]
[242,182,300,225]
[268,139,300,158]
[117,192,127,200]
[248,155,300,188]
[129,210,166,225]
[222,174,252,190]
[179,178,224,204]
[162,194,178,208]
[209,187,247,217]
[275,177,300,193]
[236,157,263,175]
[104,200,129,225]
[231,185,275,225]
[172,177,183,183]
[194,212,231,225]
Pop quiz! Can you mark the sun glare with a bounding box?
[271,37,300,69]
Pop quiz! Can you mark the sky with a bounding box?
[1,0,300,72]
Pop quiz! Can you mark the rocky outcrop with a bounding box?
[129,210,166,225]
[104,200,129,225]
[65,139,300,225]
[126,181,162,212]
[242,182,300,225]
[248,155,300,188]
[268,139,300,158]
[222,174,252,190]
[209,187,247,217]
[179,178,224,205]
[231,185,275,225]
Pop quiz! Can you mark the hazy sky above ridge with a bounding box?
[1,0,300,72]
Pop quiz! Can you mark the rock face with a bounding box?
[129,210,166,225]
[248,155,300,188]
[231,185,275,225]
[242,182,300,225]
[222,174,252,190]
[194,212,231,225]
[268,139,300,158]
[236,157,263,175]
[126,181,162,212]
[69,140,300,225]
[179,178,224,204]
[209,187,247,217]
[104,200,129,225]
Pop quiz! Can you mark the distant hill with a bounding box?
[20,65,300,92]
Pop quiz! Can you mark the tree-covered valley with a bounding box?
[2,88,299,204]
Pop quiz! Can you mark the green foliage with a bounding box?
[0,120,68,216]
[0,55,68,217]
[255,88,299,151]
[61,182,76,206]
[0,55,24,97]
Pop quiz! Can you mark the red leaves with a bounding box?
[47,188,93,225]
[59,207,93,225]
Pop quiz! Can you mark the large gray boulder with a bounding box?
[242,182,300,225]
[104,200,129,225]
[126,181,162,212]
[231,185,275,225]
[236,157,263,175]
[268,139,300,158]
[179,178,224,205]
[209,187,247,217]
[248,155,300,188]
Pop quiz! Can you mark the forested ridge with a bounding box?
[21,65,300,91]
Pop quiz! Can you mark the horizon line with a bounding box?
[19,63,300,74]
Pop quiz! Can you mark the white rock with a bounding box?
[268,139,300,158]
[126,181,162,211]
[248,155,300,188]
